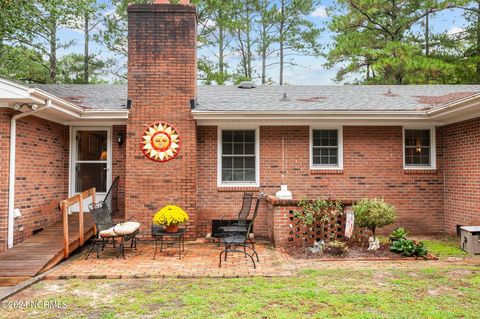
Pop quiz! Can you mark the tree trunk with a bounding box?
[425,11,430,57]
[219,25,224,84]
[261,49,267,84]
[279,0,285,85]
[476,1,480,83]
[84,13,89,83]
[49,20,57,84]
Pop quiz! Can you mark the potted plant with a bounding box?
[352,198,396,250]
[152,205,189,233]
[325,240,347,255]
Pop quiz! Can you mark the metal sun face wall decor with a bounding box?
[140,122,181,162]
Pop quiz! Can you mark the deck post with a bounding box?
[79,193,84,246]
[91,188,97,234]
[62,202,69,258]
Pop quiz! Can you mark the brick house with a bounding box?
[0,1,479,252]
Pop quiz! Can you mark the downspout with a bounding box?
[7,100,52,249]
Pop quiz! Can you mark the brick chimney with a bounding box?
[126,2,197,238]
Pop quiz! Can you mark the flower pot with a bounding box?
[165,224,179,233]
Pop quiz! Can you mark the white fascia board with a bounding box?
[80,109,129,119]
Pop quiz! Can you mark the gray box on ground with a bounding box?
[460,226,480,254]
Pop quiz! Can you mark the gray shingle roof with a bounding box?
[196,85,480,112]
[30,84,128,110]
[30,84,480,112]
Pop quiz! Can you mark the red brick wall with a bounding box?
[443,117,480,233]
[13,116,68,245]
[125,4,197,238]
[112,125,126,217]
[197,125,445,237]
[0,110,69,252]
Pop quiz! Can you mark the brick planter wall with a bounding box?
[125,4,197,239]
[266,196,355,247]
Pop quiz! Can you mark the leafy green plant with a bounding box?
[296,198,343,226]
[390,238,428,258]
[390,227,408,241]
[352,198,396,240]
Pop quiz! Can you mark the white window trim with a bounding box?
[217,126,260,188]
[310,126,344,170]
[69,126,113,198]
[403,126,436,170]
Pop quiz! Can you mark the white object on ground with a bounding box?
[367,236,380,250]
[308,240,325,254]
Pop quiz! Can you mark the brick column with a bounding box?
[126,3,197,238]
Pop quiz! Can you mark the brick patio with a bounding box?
[45,240,295,279]
[42,239,480,281]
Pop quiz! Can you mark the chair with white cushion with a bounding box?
[85,177,140,259]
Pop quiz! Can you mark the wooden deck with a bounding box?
[0,213,94,286]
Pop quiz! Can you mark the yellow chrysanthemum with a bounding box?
[152,205,189,226]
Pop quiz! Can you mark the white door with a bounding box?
[70,127,112,212]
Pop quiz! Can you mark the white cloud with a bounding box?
[447,26,464,35]
[311,6,327,18]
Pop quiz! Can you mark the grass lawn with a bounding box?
[1,237,478,319]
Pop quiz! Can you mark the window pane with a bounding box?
[222,169,233,181]
[222,143,232,155]
[222,131,233,143]
[312,129,339,166]
[233,143,243,155]
[245,157,255,169]
[77,131,107,161]
[233,157,243,169]
[76,163,107,192]
[233,170,244,181]
[233,131,244,143]
[222,157,232,169]
[244,143,255,155]
[244,131,255,143]
[245,170,255,181]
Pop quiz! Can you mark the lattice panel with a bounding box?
[287,209,346,246]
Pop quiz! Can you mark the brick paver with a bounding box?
[45,240,479,280]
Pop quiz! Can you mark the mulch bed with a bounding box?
[284,242,438,261]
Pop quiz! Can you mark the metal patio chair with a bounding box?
[85,177,139,259]
[216,192,254,245]
[219,195,262,269]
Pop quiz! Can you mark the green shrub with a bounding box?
[390,227,408,241]
[296,198,343,226]
[352,198,396,239]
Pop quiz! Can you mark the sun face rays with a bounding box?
[141,123,181,162]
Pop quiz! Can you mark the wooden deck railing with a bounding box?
[59,188,96,258]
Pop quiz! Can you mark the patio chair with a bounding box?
[216,192,254,245]
[85,177,140,259]
[219,195,262,269]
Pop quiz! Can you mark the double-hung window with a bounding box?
[311,127,343,169]
[404,128,435,169]
[219,129,258,186]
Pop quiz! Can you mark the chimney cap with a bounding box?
[153,0,190,4]
[238,81,256,89]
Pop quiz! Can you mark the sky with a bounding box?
[56,0,469,85]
